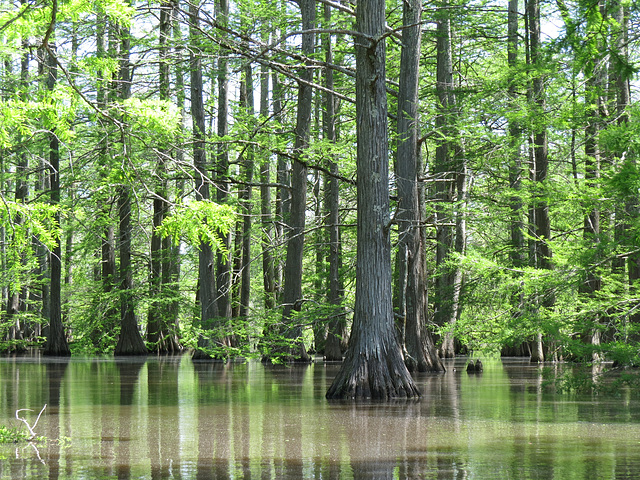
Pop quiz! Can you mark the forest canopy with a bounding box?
[0,0,639,370]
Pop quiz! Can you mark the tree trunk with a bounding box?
[147,0,172,353]
[395,0,444,372]
[271,0,315,363]
[322,2,346,361]
[43,45,70,356]
[273,70,289,300]
[162,3,187,353]
[528,0,551,363]
[579,1,605,360]
[96,10,118,343]
[508,0,525,267]
[215,0,233,320]
[239,64,254,321]
[114,11,147,356]
[613,3,639,332]
[259,51,276,311]
[189,1,218,359]
[326,0,420,399]
[503,0,528,356]
[433,1,460,358]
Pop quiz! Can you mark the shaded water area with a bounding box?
[1,356,640,479]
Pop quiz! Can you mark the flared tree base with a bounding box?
[114,320,148,356]
[326,346,421,400]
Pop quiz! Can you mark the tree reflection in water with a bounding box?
[2,357,640,479]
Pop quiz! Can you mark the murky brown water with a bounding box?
[1,356,640,479]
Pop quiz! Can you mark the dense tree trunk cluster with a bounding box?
[0,0,639,397]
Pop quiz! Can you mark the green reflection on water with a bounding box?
[1,356,639,479]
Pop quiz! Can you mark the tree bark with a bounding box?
[322,2,346,361]
[433,1,461,358]
[272,0,315,363]
[528,0,551,363]
[43,45,70,356]
[189,1,218,359]
[326,0,420,399]
[114,13,147,356]
[395,0,444,372]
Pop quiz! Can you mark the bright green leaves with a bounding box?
[0,201,60,293]
[121,98,181,145]
[0,90,76,149]
[1,201,60,253]
[158,201,235,252]
[0,425,31,444]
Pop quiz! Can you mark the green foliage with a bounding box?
[121,98,181,144]
[158,201,235,251]
[543,364,640,396]
[0,425,30,444]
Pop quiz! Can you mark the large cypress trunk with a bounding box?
[326,0,420,400]
[115,184,148,355]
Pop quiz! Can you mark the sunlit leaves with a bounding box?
[158,200,235,252]
[121,98,181,144]
[0,200,61,293]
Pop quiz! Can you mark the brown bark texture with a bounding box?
[395,0,443,372]
[326,0,420,399]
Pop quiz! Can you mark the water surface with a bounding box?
[1,356,639,479]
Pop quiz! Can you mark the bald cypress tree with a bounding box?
[326,0,420,400]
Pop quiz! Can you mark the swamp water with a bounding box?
[1,356,640,479]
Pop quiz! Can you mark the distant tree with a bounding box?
[395,0,443,372]
[114,2,148,356]
[189,0,218,359]
[43,43,70,356]
[322,1,346,361]
[268,0,316,363]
